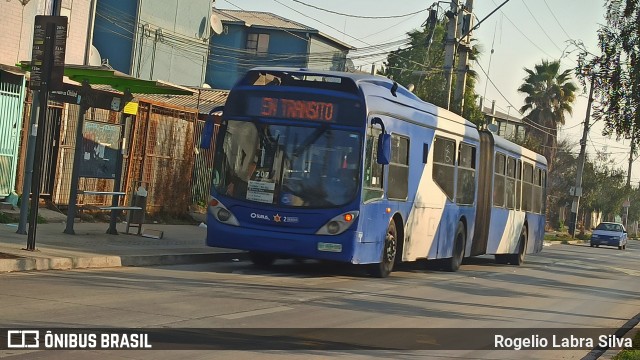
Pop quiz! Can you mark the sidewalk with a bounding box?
[0,209,246,273]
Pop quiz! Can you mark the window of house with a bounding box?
[433,137,456,201]
[247,33,270,55]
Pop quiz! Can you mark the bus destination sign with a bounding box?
[249,96,338,122]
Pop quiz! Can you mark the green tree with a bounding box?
[577,0,640,143]
[379,21,484,124]
[545,139,578,229]
[517,60,578,170]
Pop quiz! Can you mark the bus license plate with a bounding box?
[317,242,342,252]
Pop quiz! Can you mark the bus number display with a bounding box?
[256,97,337,122]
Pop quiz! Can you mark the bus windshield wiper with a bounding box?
[292,125,329,158]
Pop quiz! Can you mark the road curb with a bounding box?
[0,252,248,273]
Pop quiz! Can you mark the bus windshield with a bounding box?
[213,120,362,208]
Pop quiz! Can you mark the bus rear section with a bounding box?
[473,131,548,265]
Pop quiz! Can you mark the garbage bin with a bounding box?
[126,185,148,235]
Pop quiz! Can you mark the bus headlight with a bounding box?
[327,221,340,234]
[316,211,359,235]
[208,196,240,226]
[217,208,232,221]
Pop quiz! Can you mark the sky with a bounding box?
[216,0,637,183]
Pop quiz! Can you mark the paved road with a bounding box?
[0,242,638,359]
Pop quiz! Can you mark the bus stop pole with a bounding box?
[107,107,129,235]
[63,82,90,235]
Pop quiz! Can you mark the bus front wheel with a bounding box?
[369,220,397,278]
[249,251,276,268]
[445,222,466,272]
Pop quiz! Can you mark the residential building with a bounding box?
[0,0,93,67]
[482,103,526,140]
[0,0,92,198]
[207,9,355,89]
[93,0,212,86]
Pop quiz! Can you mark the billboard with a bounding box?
[79,121,121,179]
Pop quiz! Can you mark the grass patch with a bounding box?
[545,232,571,241]
[0,211,46,224]
[613,329,640,360]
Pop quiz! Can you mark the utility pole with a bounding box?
[569,75,596,237]
[453,0,474,114]
[18,0,63,236]
[627,133,635,187]
[624,131,635,228]
[443,0,459,111]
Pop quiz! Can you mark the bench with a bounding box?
[79,191,145,235]
[98,206,142,211]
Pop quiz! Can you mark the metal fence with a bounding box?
[191,119,218,208]
[14,91,213,216]
[124,103,198,215]
[0,70,26,197]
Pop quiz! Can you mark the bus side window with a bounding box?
[516,159,522,210]
[432,136,456,201]
[493,153,506,207]
[388,134,409,200]
[522,163,534,212]
[505,157,516,209]
[533,168,542,214]
[363,127,384,202]
[456,143,476,205]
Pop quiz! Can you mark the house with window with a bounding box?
[206,9,355,89]
[482,103,526,141]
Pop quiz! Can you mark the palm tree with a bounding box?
[518,60,577,169]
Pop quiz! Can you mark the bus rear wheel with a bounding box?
[445,222,465,272]
[249,251,276,268]
[369,220,397,278]
[508,227,527,265]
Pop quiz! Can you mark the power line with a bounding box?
[223,0,339,53]
[542,0,573,40]
[269,0,434,70]
[475,60,558,137]
[488,0,573,68]
[520,0,564,53]
[289,0,427,19]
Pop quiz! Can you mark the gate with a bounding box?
[0,69,26,197]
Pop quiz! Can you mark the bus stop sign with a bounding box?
[30,16,67,91]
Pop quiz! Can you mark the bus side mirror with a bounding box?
[200,119,214,149]
[200,106,224,149]
[377,133,391,165]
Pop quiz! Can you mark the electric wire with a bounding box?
[542,0,573,40]
[520,0,565,53]
[488,0,574,68]
[288,0,427,19]
[475,60,558,138]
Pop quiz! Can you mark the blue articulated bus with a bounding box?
[204,67,547,277]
